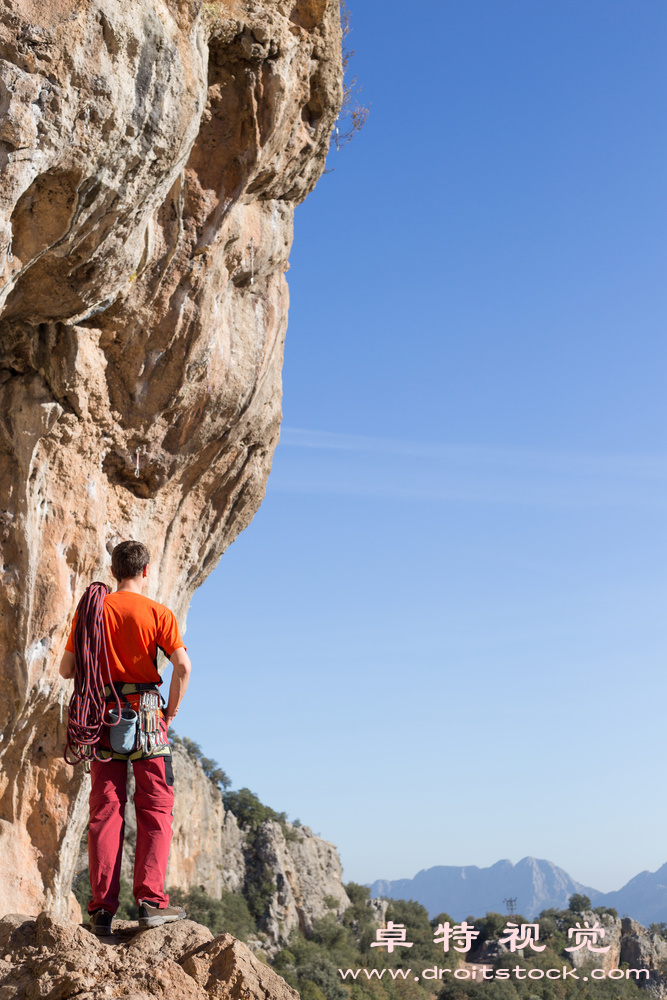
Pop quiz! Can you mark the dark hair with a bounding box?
[111,541,150,581]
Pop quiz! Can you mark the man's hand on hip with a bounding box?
[165,647,191,729]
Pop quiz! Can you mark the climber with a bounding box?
[59,540,192,936]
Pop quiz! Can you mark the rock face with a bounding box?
[555,911,622,973]
[75,743,352,948]
[620,917,667,971]
[0,0,342,918]
[0,910,299,1000]
[252,819,351,944]
[182,930,299,999]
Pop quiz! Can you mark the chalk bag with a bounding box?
[107,707,139,753]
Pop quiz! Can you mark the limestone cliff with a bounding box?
[0,0,342,917]
[252,818,350,944]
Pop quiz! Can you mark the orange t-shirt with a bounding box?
[65,590,186,685]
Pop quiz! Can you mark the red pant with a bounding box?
[87,754,174,914]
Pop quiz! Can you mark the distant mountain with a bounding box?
[370,857,667,924]
[369,857,598,920]
[591,864,667,926]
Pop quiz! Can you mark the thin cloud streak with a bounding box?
[273,427,667,508]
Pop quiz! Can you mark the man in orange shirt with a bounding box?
[60,540,192,936]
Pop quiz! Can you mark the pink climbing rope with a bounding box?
[64,582,120,765]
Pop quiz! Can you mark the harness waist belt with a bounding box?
[103,682,161,697]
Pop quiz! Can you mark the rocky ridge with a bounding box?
[0,910,299,1000]
[0,0,342,919]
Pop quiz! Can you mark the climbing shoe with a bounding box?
[137,900,187,928]
[88,909,113,935]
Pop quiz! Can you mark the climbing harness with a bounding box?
[64,582,121,765]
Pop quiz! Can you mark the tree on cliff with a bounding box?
[568,893,592,912]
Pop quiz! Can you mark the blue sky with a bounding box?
[173,0,667,898]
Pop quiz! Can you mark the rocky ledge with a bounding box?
[0,910,298,1000]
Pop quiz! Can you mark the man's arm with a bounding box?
[165,647,191,728]
[59,650,76,680]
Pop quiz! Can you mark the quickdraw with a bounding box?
[138,689,169,754]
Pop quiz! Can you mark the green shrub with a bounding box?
[568,893,591,912]
[167,886,255,941]
[223,788,287,831]
[181,736,203,759]
[296,955,349,1000]
[345,882,371,906]
[169,731,231,790]
[243,861,276,922]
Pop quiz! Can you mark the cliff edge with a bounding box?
[0,911,300,1000]
[0,0,342,917]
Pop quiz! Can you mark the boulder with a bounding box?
[0,911,297,999]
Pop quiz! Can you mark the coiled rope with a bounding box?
[64,582,121,765]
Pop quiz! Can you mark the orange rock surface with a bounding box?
[0,0,342,917]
